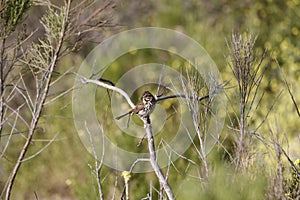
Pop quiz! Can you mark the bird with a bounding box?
[115,91,157,120]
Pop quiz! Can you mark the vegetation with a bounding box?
[0,0,299,199]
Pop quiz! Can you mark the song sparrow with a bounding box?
[115,91,157,120]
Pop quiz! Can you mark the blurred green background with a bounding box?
[1,0,299,199]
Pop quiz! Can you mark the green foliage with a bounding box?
[285,159,300,199]
[0,0,31,34]
[24,3,68,73]
[41,5,67,42]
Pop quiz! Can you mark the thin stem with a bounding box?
[144,121,175,200]
[86,121,104,200]
[0,35,7,140]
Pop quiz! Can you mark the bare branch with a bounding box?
[144,122,175,200]
[86,121,105,200]
[253,90,283,133]
[94,76,210,105]
[80,76,135,108]
[276,59,300,118]
[156,94,209,102]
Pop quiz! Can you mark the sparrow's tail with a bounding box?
[115,112,130,120]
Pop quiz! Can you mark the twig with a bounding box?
[21,132,60,162]
[111,169,118,200]
[149,181,153,200]
[276,59,300,118]
[252,131,300,178]
[137,133,147,147]
[111,145,119,200]
[85,121,105,200]
[0,106,21,158]
[253,90,283,133]
[34,191,39,200]
[156,94,209,102]
[160,139,199,166]
[129,158,150,173]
